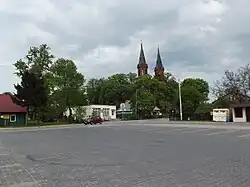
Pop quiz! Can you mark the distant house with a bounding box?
[230,103,250,122]
[64,105,116,121]
[212,92,250,122]
[0,94,27,126]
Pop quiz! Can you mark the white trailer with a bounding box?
[212,108,230,122]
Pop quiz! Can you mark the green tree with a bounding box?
[181,78,210,119]
[161,73,179,115]
[13,44,56,116]
[73,106,86,121]
[87,78,106,104]
[50,58,87,122]
[182,78,209,101]
[130,87,155,119]
[13,44,54,77]
[129,75,156,119]
[13,71,48,124]
[126,72,137,83]
[100,73,134,106]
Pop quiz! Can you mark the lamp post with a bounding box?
[178,79,183,121]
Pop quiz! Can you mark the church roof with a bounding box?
[155,47,163,68]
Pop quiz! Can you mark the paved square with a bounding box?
[1,123,250,186]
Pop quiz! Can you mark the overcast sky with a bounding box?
[0,0,249,94]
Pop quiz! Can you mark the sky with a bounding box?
[0,0,250,96]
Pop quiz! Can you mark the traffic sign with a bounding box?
[1,114,9,119]
[120,103,125,110]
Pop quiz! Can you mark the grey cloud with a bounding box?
[1,0,250,93]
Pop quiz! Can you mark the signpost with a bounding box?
[0,114,9,126]
[120,103,125,120]
[1,114,9,119]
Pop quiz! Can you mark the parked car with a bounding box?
[83,116,103,125]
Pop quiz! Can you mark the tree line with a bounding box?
[12,44,87,124]
[86,72,210,120]
[11,43,248,123]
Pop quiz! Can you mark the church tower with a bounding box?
[154,47,164,81]
[137,42,148,76]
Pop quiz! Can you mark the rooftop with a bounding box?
[0,94,27,113]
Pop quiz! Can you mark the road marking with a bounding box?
[204,129,239,136]
[165,128,190,132]
[0,153,9,156]
[0,163,22,169]
[179,128,210,134]
[238,132,250,138]
[9,182,40,187]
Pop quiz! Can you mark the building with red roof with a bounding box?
[0,93,27,126]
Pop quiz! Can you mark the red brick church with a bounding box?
[137,43,165,80]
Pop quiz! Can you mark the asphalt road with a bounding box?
[1,122,250,186]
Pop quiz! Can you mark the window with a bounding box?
[111,109,115,116]
[92,108,101,117]
[234,107,243,118]
[102,108,109,117]
[10,114,16,122]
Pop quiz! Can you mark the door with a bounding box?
[246,107,250,122]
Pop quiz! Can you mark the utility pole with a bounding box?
[178,79,183,121]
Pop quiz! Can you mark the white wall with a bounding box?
[64,105,116,120]
[232,107,246,122]
[89,105,116,120]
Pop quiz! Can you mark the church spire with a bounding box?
[139,42,146,64]
[156,46,163,68]
[137,42,148,76]
[154,46,164,80]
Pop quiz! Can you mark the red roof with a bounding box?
[0,94,27,113]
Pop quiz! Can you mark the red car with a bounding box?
[83,116,103,125]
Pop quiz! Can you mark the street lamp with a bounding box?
[178,79,183,121]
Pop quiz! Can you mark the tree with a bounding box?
[213,64,250,103]
[180,78,209,119]
[87,73,136,106]
[182,78,209,101]
[87,78,106,105]
[13,44,54,77]
[129,75,157,119]
[73,106,86,121]
[13,44,55,117]
[100,73,134,106]
[50,58,87,122]
[13,71,48,123]
[130,87,155,119]
[162,73,179,115]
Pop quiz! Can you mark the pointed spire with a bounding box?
[156,46,163,67]
[139,41,146,64]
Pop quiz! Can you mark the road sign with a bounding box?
[1,114,9,119]
[120,103,125,110]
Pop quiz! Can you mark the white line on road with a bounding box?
[0,153,9,156]
[238,133,250,138]
[0,163,22,169]
[179,128,210,134]
[204,129,240,136]
[165,128,190,132]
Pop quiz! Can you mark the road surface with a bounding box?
[1,122,250,186]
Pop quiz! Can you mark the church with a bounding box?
[137,43,165,81]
